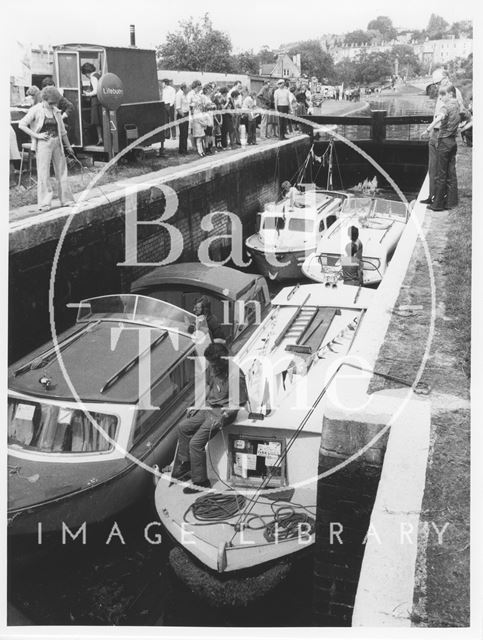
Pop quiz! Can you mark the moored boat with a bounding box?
[154,282,375,573]
[245,187,349,281]
[301,196,410,287]
[8,294,203,536]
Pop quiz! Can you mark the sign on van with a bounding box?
[97,73,124,111]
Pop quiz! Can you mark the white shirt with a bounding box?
[175,89,189,114]
[162,85,176,107]
[274,87,291,108]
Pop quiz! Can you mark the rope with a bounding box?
[184,492,246,525]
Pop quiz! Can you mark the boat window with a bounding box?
[326,214,337,228]
[133,357,195,443]
[262,216,285,231]
[76,295,195,334]
[8,398,118,453]
[288,218,314,232]
[318,219,325,233]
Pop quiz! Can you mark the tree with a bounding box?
[157,13,233,72]
[367,16,397,41]
[288,40,335,82]
[334,58,358,85]
[344,30,371,46]
[390,45,421,77]
[426,14,449,39]
[232,51,260,75]
[354,51,393,85]
[447,21,473,38]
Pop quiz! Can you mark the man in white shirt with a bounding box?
[228,81,243,145]
[274,79,291,140]
[161,78,177,139]
[175,83,190,154]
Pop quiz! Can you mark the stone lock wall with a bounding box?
[9,137,311,362]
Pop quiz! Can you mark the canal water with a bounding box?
[8,92,432,628]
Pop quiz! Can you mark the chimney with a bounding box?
[130,24,136,47]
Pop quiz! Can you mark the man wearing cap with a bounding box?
[274,79,291,140]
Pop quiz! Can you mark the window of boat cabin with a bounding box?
[8,398,118,453]
[288,218,313,232]
[144,287,231,343]
[132,356,195,444]
[262,216,285,231]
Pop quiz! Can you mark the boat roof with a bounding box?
[9,295,195,404]
[130,263,264,300]
[54,43,156,54]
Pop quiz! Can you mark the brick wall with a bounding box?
[9,137,310,362]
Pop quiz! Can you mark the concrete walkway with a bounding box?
[9,99,369,226]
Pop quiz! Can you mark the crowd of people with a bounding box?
[161,77,315,156]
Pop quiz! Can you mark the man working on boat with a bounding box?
[172,343,248,493]
[340,226,363,286]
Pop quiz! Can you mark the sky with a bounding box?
[5,0,476,53]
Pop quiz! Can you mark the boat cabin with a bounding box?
[130,263,270,350]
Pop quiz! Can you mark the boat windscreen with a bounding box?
[371,199,409,219]
[76,295,195,333]
[8,397,118,453]
[288,218,314,232]
[262,216,285,231]
[341,197,373,216]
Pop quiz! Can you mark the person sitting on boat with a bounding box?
[341,226,363,286]
[187,295,225,343]
[172,343,248,493]
[280,180,301,208]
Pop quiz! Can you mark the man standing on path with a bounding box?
[161,79,176,139]
[422,85,460,211]
[175,83,190,154]
[274,79,291,140]
[420,68,465,205]
[256,80,272,138]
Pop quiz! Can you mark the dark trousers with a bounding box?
[247,118,257,144]
[433,136,458,209]
[177,113,189,153]
[277,105,289,139]
[221,114,236,148]
[428,133,438,199]
[177,408,236,483]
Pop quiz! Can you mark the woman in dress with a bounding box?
[19,86,75,211]
[81,62,103,146]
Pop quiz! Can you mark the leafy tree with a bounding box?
[334,58,358,85]
[288,40,335,82]
[367,16,397,41]
[258,46,277,64]
[426,14,449,39]
[354,51,393,85]
[232,51,260,75]
[447,21,473,38]
[390,45,421,77]
[344,30,372,46]
[157,13,233,72]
